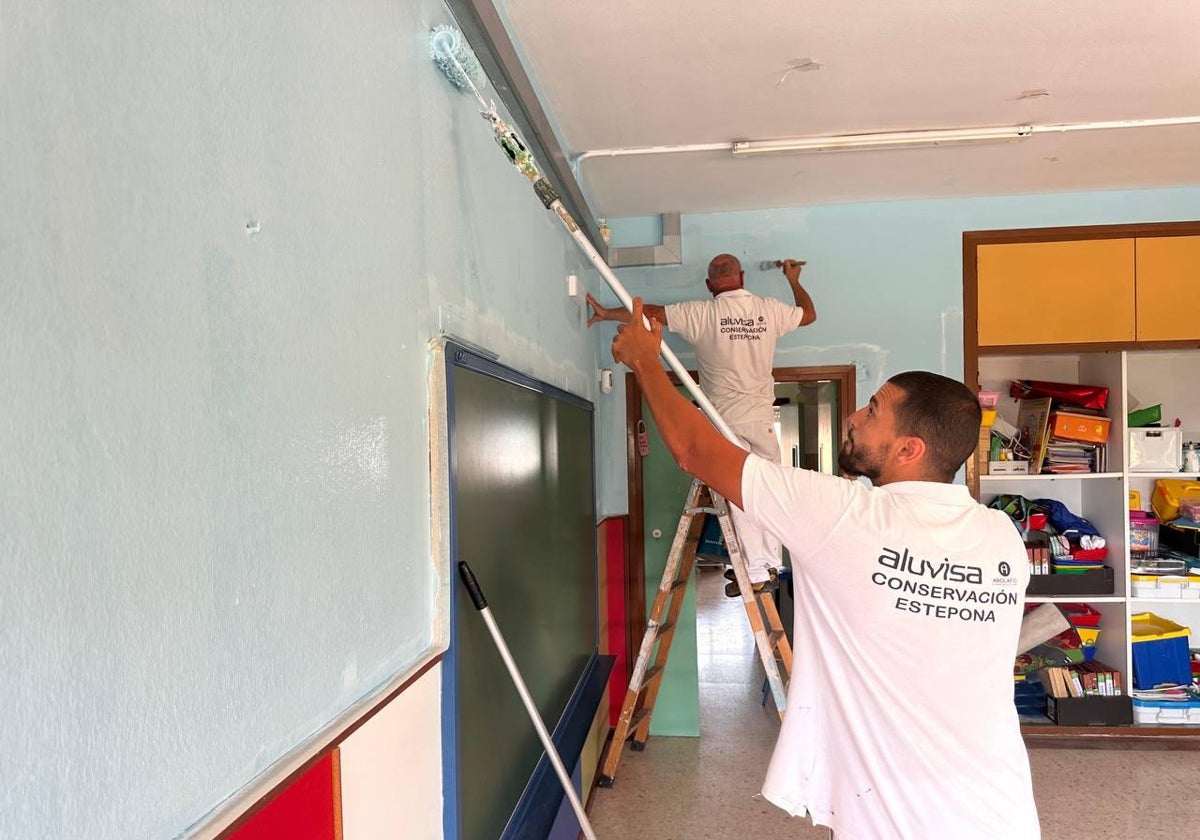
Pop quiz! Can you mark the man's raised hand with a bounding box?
[611,298,662,369]
[781,259,806,282]
[585,293,609,328]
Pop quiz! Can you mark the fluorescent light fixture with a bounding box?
[732,125,1034,155]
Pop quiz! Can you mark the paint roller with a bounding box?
[759,259,807,271]
[458,562,599,840]
[428,25,741,446]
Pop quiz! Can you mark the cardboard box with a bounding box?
[988,460,1030,475]
[1051,411,1111,444]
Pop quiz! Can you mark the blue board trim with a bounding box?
[441,342,601,840]
[446,343,594,414]
[501,654,615,840]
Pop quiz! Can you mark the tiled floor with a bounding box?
[590,567,1200,839]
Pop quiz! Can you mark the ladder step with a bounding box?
[637,664,665,692]
[601,478,792,786]
[628,708,652,735]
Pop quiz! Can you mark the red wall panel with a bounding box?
[228,751,340,840]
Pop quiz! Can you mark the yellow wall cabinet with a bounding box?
[977,239,1136,347]
[1136,235,1200,341]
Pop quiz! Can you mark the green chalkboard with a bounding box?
[447,360,596,840]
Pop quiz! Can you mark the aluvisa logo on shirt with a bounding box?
[877,547,983,585]
[719,316,764,326]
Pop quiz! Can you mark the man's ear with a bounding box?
[895,436,927,467]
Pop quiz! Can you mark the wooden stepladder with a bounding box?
[598,478,792,787]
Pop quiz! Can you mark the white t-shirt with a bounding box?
[665,289,805,426]
[740,456,1040,840]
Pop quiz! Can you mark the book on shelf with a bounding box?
[1043,440,1108,474]
[1036,661,1123,699]
[1015,398,1052,474]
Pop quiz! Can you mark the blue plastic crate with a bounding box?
[1132,613,1192,689]
[1014,675,1046,715]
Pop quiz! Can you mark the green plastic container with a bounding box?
[1129,404,1163,428]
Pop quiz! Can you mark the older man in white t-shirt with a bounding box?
[608,298,1040,840]
[587,254,816,595]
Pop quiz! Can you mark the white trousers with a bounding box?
[728,420,783,583]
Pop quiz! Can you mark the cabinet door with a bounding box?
[1136,236,1200,341]
[977,239,1135,346]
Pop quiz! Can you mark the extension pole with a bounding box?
[564,219,740,445]
[458,562,599,840]
[430,27,738,446]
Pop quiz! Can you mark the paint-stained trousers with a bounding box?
[728,420,783,583]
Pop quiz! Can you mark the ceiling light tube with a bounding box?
[731,125,1033,155]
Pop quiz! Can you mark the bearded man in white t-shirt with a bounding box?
[608,298,1040,840]
[586,253,816,596]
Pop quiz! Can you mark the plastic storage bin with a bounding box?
[1181,498,1200,523]
[1130,428,1184,472]
[1130,575,1200,599]
[1133,696,1200,725]
[1051,411,1111,444]
[1128,404,1163,428]
[1129,511,1160,555]
[1152,480,1200,522]
[1131,613,1192,689]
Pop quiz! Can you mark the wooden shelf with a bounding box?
[980,472,1123,481]
[1023,724,1200,750]
[1129,472,1200,480]
[1129,597,1200,604]
[1026,596,1125,604]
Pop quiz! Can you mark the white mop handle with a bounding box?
[563,213,741,446]
[478,605,599,840]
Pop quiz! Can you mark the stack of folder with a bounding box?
[1044,440,1107,474]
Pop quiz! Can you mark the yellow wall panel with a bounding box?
[1136,236,1200,341]
[977,239,1135,346]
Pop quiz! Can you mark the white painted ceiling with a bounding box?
[499,0,1200,216]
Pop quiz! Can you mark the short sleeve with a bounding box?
[766,297,805,335]
[739,455,861,566]
[664,300,705,344]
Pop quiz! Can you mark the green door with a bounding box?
[640,388,700,736]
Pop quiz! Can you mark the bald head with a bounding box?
[705,253,744,296]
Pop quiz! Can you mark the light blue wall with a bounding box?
[0,3,604,839]
[607,215,664,248]
[595,187,1200,514]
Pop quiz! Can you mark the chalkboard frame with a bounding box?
[440,343,602,840]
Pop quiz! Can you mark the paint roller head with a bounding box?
[429,25,487,93]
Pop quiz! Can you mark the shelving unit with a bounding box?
[976,348,1200,728]
[965,222,1200,746]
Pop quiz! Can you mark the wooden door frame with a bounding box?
[622,364,856,668]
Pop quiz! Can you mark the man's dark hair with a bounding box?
[887,371,982,481]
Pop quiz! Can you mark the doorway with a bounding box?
[622,365,855,735]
